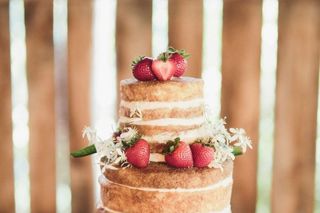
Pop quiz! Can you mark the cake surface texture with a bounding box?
[98,161,233,213]
[97,77,233,213]
[119,77,206,153]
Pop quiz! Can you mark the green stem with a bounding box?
[232,146,243,156]
[70,144,97,158]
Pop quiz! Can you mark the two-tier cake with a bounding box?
[71,47,251,213]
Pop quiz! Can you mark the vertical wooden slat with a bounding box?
[116,0,152,82]
[168,0,203,77]
[0,1,15,212]
[272,1,320,213]
[68,1,94,212]
[24,1,56,212]
[221,1,262,213]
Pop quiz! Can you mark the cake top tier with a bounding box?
[120,77,204,102]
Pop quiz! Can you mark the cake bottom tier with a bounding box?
[98,161,233,213]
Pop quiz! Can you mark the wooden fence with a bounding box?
[0,0,319,213]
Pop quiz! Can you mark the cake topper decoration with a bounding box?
[131,46,190,81]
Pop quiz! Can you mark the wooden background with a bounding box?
[0,0,319,213]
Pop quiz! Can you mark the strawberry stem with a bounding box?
[131,56,145,68]
[163,137,180,154]
[167,46,191,59]
[157,52,170,61]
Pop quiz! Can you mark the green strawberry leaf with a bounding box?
[163,137,181,154]
[167,46,191,59]
[131,56,145,68]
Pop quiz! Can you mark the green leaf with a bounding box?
[166,46,191,59]
[70,144,97,158]
[131,56,145,68]
[157,52,169,61]
[162,137,180,154]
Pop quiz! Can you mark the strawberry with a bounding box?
[132,56,156,81]
[125,139,150,168]
[152,52,175,81]
[163,138,193,168]
[190,143,214,168]
[167,47,190,77]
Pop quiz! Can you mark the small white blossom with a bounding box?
[230,128,252,153]
[82,127,128,169]
[82,127,101,144]
[208,139,235,170]
[119,127,139,143]
[199,113,253,170]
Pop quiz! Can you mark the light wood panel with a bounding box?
[68,1,94,212]
[116,0,152,82]
[0,1,15,212]
[168,0,203,77]
[221,1,262,212]
[24,1,56,212]
[272,1,320,213]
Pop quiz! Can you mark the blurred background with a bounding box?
[0,0,319,213]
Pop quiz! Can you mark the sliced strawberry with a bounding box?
[163,138,193,168]
[190,143,214,168]
[132,56,156,81]
[125,139,150,168]
[167,47,190,77]
[152,53,175,81]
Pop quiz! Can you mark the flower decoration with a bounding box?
[71,127,141,170]
[229,128,252,153]
[197,116,252,170]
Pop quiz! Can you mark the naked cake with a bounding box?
[71,47,252,213]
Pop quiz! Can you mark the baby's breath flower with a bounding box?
[230,128,252,153]
[120,127,139,143]
[82,127,131,169]
[199,114,252,170]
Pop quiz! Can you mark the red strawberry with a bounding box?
[163,138,193,168]
[190,143,214,168]
[132,56,156,81]
[125,139,150,168]
[152,53,175,81]
[167,47,190,77]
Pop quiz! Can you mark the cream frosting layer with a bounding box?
[120,98,204,110]
[150,153,165,162]
[119,116,205,126]
[141,125,209,143]
[99,204,231,213]
[99,175,233,193]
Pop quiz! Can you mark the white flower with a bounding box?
[82,127,128,168]
[199,114,253,170]
[208,140,235,170]
[119,127,138,143]
[230,128,252,153]
[82,126,101,144]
